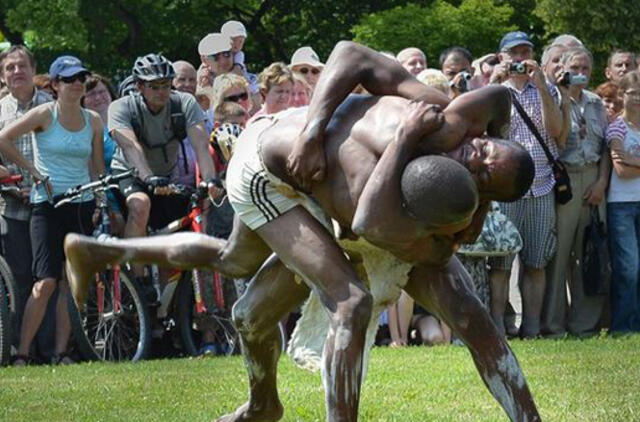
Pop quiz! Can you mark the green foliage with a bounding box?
[535,0,640,84]
[1,337,639,421]
[352,0,516,64]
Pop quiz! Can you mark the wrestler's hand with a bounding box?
[287,129,326,192]
[397,102,444,149]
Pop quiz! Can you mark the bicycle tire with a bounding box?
[0,256,16,365]
[176,270,239,356]
[0,274,9,365]
[68,268,151,362]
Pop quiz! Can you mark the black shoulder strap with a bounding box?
[169,92,187,141]
[509,89,556,165]
[128,92,144,145]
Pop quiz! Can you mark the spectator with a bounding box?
[33,74,54,98]
[541,44,568,85]
[220,20,248,74]
[595,82,623,123]
[251,62,294,120]
[117,75,137,98]
[542,47,609,338]
[82,73,125,235]
[396,47,427,76]
[290,73,310,108]
[0,45,52,358]
[211,73,252,115]
[416,68,450,95]
[197,63,213,88]
[439,46,473,97]
[606,70,640,334]
[471,53,499,88]
[214,101,249,128]
[289,46,324,91]
[605,50,636,84]
[0,55,105,365]
[172,60,198,96]
[488,31,566,338]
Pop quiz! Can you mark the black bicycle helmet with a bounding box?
[118,74,138,97]
[132,53,175,82]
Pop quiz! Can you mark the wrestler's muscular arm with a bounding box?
[288,41,451,191]
[351,102,445,245]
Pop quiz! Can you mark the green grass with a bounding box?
[1,335,640,422]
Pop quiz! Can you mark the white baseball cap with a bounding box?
[290,46,324,68]
[198,33,232,56]
[221,20,247,38]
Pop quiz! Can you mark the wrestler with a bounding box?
[64,42,539,421]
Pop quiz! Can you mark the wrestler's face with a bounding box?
[447,138,513,196]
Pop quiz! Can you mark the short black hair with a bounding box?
[490,139,534,202]
[401,155,478,227]
[439,46,473,68]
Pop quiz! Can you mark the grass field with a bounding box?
[1,335,639,422]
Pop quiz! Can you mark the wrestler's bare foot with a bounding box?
[64,233,127,309]
[216,400,283,422]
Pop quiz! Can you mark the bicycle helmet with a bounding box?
[210,123,242,161]
[118,74,138,97]
[132,53,175,82]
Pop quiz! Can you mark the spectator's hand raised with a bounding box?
[523,60,545,87]
[489,60,510,84]
[287,128,326,192]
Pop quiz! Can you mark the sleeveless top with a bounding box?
[31,104,94,204]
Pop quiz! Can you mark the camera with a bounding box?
[450,71,472,92]
[558,72,588,87]
[509,62,527,74]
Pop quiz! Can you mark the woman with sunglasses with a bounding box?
[0,55,105,365]
[289,46,324,91]
[211,73,252,115]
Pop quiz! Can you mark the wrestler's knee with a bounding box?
[232,296,262,340]
[334,287,373,330]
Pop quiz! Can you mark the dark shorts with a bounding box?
[30,201,95,281]
[114,169,189,230]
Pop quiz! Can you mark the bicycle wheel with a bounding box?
[0,256,16,365]
[176,270,239,356]
[68,268,151,362]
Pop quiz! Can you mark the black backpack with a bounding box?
[127,91,187,164]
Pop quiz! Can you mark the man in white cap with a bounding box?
[290,46,324,90]
[198,33,234,77]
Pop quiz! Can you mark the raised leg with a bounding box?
[64,215,271,308]
[217,254,310,422]
[404,257,540,422]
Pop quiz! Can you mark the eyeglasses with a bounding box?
[145,81,172,91]
[59,73,88,84]
[297,67,320,75]
[207,51,232,62]
[224,92,249,103]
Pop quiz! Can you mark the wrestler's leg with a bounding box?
[404,257,540,422]
[255,206,372,422]
[218,255,310,422]
[64,215,272,308]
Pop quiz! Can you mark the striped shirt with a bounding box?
[0,89,52,221]
[503,80,560,198]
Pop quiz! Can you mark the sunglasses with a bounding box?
[208,51,232,62]
[224,92,249,103]
[145,81,172,91]
[59,73,88,84]
[298,67,320,75]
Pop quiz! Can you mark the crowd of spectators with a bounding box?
[0,21,639,365]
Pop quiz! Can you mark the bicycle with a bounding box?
[0,175,22,366]
[145,182,239,357]
[54,169,153,362]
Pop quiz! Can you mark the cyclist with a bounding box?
[107,53,221,282]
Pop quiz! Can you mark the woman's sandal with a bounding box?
[10,354,31,367]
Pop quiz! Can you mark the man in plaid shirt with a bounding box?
[487,31,568,338]
[0,45,52,350]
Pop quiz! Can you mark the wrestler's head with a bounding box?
[447,137,534,202]
[401,155,478,231]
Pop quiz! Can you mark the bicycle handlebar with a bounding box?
[53,169,138,208]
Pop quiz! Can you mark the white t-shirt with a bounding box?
[606,116,640,203]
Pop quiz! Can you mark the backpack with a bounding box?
[127,91,187,165]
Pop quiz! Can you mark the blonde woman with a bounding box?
[251,62,294,120]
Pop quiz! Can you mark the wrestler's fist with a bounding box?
[287,128,326,192]
[398,102,444,148]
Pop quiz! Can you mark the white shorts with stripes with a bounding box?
[226,117,309,231]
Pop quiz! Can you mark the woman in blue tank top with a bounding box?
[0,55,105,365]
